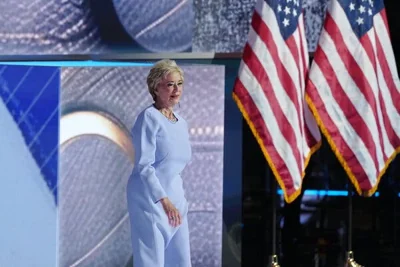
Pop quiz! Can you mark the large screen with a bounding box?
[58,64,225,267]
[0,60,242,267]
[0,0,328,55]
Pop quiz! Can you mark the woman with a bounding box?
[126,59,192,267]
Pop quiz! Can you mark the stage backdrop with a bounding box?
[0,0,328,54]
[0,64,59,267]
[58,64,225,267]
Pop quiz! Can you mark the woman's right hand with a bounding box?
[159,198,182,227]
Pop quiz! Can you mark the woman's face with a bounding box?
[155,71,183,108]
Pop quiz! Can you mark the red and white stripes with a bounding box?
[306,2,400,195]
[233,0,321,203]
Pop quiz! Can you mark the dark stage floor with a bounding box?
[242,191,400,267]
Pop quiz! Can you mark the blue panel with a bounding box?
[0,65,59,203]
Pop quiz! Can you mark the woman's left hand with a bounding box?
[159,197,182,227]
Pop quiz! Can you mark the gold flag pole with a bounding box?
[268,171,280,267]
[344,183,363,267]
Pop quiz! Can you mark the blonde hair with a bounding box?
[147,59,184,101]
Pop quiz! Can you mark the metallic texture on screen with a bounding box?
[0,0,332,54]
[59,65,225,267]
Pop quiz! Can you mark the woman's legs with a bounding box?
[130,222,165,267]
[164,217,192,267]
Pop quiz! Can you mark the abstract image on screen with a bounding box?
[58,64,225,267]
[193,0,330,53]
[0,64,58,267]
[0,0,329,55]
[0,0,194,55]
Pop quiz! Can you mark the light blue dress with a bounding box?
[126,104,192,267]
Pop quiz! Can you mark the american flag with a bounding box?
[233,0,321,203]
[306,0,400,196]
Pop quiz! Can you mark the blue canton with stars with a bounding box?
[266,0,303,40]
[338,0,385,38]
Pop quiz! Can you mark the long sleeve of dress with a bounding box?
[134,112,167,203]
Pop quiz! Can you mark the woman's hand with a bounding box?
[159,198,182,227]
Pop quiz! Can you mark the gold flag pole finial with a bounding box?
[345,251,364,267]
[268,255,280,267]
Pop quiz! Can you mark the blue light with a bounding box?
[276,189,394,197]
[0,61,154,67]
